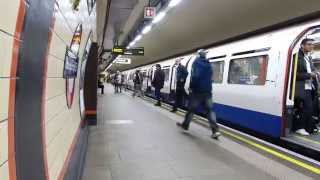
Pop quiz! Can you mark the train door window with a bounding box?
[142,71,147,79]
[310,30,320,71]
[210,61,225,83]
[130,72,134,80]
[149,68,154,80]
[163,68,170,81]
[228,55,268,85]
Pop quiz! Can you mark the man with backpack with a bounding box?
[133,69,144,97]
[177,49,221,139]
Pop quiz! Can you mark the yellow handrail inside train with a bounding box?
[291,53,298,100]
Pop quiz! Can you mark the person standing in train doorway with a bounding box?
[294,38,319,135]
[114,71,122,93]
[177,49,221,139]
[152,64,165,106]
[133,69,144,97]
[171,59,188,112]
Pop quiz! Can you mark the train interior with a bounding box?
[284,27,320,152]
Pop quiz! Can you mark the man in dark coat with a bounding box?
[294,38,318,135]
[152,64,165,106]
[133,69,144,97]
[171,59,188,112]
[176,49,221,139]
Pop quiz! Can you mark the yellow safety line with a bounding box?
[142,95,320,174]
[221,130,320,175]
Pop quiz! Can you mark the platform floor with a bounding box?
[82,85,316,180]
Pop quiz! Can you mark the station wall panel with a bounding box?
[0,0,96,179]
[0,162,9,180]
[0,121,8,168]
[0,0,20,34]
[0,34,14,78]
[44,0,96,179]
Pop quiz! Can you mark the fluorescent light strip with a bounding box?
[142,25,152,34]
[152,11,166,24]
[135,34,142,41]
[169,0,182,7]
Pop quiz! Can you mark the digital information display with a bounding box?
[112,46,144,56]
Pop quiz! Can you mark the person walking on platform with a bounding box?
[177,49,221,139]
[98,78,104,94]
[294,38,319,135]
[171,59,188,112]
[120,73,125,92]
[133,69,144,97]
[152,64,165,106]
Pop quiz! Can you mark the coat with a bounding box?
[152,69,165,89]
[189,56,213,94]
[176,64,188,89]
[295,50,316,99]
[133,72,143,85]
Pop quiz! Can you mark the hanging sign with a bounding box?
[144,7,156,19]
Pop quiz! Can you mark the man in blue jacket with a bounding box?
[177,49,221,139]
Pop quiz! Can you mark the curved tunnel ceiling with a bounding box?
[107,0,320,72]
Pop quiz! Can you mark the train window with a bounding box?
[210,61,224,83]
[312,39,320,71]
[142,71,147,79]
[130,73,134,80]
[163,68,170,81]
[228,55,268,85]
[149,69,153,80]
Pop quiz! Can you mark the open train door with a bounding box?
[284,42,300,135]
[146,66,154,93]
[284,26,320,136]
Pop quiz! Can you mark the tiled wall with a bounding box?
[0,0,96,179]
[0,0,20,179]
[46,1,95,179]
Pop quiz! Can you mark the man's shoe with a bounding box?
[296,129,310,136]
[211,132,221,140]
[176,122,188,131]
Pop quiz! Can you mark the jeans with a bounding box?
[182,92,219,133]
[155,88,161,103]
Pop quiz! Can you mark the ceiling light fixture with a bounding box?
[135,34,143,41]
[168,0,182,7]
[129,41,136,47]
[152,11,166,24]
[142,25,152,34]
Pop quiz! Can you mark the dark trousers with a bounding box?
[182,92,219,133]
[133,84,143,97]
[98,85,104,94]
[294,90,315,133]
[114,83,121,93]
[173,88,186,110]
[155,88,161,103]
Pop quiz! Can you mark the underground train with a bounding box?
[122,19,320,141]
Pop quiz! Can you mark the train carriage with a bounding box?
[121,18,320,153]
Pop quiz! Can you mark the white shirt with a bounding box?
[304,56,313,90]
